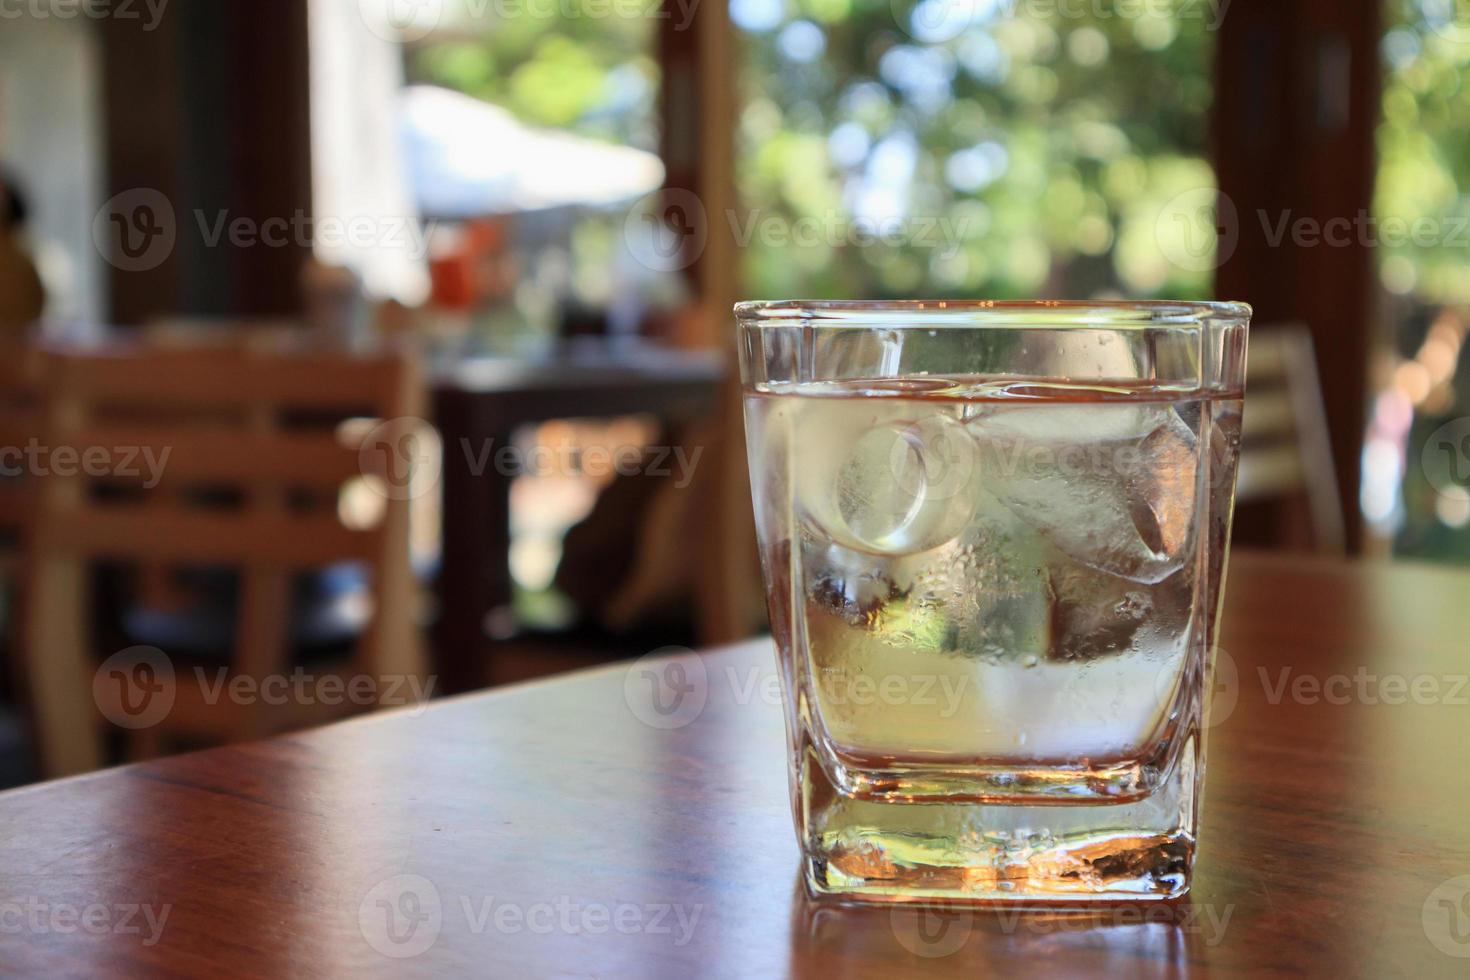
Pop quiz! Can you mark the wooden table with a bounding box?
[431,340,724,693]
[3,552,1468,976]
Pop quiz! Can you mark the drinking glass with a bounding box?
[738,300,1250,903]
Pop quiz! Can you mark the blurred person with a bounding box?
[0,172,46,332]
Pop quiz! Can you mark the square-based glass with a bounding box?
[738,300,1250,903]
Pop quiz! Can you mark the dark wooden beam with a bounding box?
[1214,0,1381,552]
[99,0,312,324]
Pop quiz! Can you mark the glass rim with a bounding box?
[735,299,1252,327]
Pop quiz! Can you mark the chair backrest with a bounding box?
[1237,325,1345,553]
[25,343,428,775]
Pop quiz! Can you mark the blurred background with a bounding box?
[0,0,1466,784]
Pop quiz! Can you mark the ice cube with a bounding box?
[1046,564,1153,660]
[793,399,976,556]
[968,403,1199,583]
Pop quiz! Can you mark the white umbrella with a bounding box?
[399,85,665,218]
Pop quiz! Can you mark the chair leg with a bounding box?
[24,554,104,777]
[365,497,429,708]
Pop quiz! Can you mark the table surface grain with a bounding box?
[2,551,1469,978]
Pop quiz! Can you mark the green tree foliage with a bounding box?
[408,0,1221,301]
[407,1,659,149]
[733,0,1219,299]
[1377,1,1470,305]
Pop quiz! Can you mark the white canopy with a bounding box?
[399,85,665,218]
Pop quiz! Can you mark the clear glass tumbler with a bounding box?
[738,300,1250,903]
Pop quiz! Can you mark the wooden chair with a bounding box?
[1236,325,1346,553]
[24,345,429,777]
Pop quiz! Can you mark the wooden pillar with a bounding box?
[660,0,761,642]
[99,0,311,324]
[98,9,183,326]
[1214,0,1381,552]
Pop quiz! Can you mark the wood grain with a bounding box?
[2,551,1468,977]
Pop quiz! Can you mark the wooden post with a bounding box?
[1214,0,1381,552]
[661,0,762,642]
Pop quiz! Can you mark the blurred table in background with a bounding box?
[430,338,725,693]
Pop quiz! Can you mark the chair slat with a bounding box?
[55,427,368,489]
[53,351,406,413]
[1237,443,1307,500]
[1240,389,1296,441]
[40,505,380,565]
